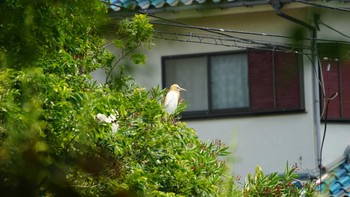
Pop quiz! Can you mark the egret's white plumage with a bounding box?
[163,84,186,114]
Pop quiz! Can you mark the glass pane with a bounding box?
[210,53,249,109]
[164,57,208,111]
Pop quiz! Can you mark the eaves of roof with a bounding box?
[105,0,294,14]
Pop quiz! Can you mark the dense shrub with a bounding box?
[0,1,318,196]
[242,165,317,197]
[0,1,229,196]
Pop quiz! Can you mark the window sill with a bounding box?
[321,118,350,123]
[180,109,307,121]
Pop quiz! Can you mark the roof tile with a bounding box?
[316,146,350,197]
[105,0,239,11]
[317,163,350,196]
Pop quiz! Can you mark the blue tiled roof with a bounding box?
[105,0,350,14]
[105,0,262,12]
[316,146,350,197]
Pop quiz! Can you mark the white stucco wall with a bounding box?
[94,5,350,178]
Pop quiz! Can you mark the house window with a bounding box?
[162,50,304,118]
[320,58,350,120]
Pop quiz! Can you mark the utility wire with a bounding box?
[105,2,350,45]
[105,3,295,52]
[151,21,350,44]
[151,21,296,39]
[154,30,312,53]
[106,3,314,53]
[319,18,350,39]
[293,0,350,12]
[105,1,313,44]
[149,19,350,49]
[138,12,286,50]
[318,92,338,180]
[104,1,350,58]
[112,14,350,47]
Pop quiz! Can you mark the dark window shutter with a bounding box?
[249,50,302,112]
[340,60,350,118]
[321,60,341,119]
[274,52,301,110]
[248,50,274,112]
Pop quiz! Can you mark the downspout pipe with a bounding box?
[271,1,322,173]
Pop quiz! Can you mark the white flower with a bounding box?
[96,113,119,133]
[108,114,116,122]
[97,113,117,123]
[111,122,119,133]
[96,113,108,122]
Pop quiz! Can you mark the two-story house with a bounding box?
[97,0,350,181]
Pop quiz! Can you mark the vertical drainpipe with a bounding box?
[271,1,321,171]
[311,29,322,172]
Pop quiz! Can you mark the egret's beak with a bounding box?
[179,87,187,91]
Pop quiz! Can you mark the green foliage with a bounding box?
[105,14,154,82]
[216,175,241,197]
[0,0,109,69]
[0,1,318,196]
[116,14,154,49]
[0,1,229,196]
[242,164,317,197]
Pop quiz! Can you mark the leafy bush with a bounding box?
[242,164,317,197]
[0,1,230,196]
[0,1,318,196]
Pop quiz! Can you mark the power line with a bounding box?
[154,30,313,54]
[105,1,350,44]
[319,18,350,39]
[151,20,350,44]
[142,13,309,51]
[109,15,350,59]
[155,30,311,49]
[104,1,350,58]
[155,30,350,59]
[146,13,300,40]
[105,1,312,42]
[151,21,298,39]
[293,0,350,12]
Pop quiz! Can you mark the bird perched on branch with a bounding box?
[163,84,186,114]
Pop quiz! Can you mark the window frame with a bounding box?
[162,50,305,120]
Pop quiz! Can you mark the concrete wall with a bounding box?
[94,5,350,178]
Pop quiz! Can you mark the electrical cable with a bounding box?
[143,13,287,50]
[111,15,350,57]
[152,20,350,44]
[318,58,327,118]
[140,15,350,46]
[318,92,338,180]
[319,18,350,39]
[293,0,350,12]
[104,1,280,49]
[154,30,311,52]
[151,21,298,39]
[105,1,311,42]
[105,2,350,47]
